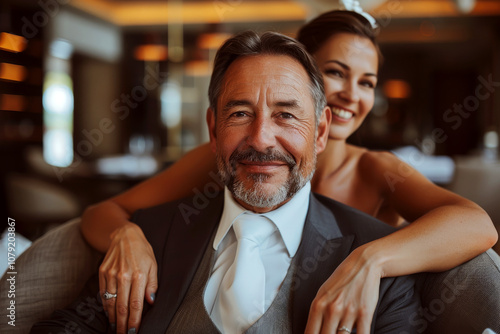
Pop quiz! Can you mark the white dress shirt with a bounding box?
[204,182,311,329]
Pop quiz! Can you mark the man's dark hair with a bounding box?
[208,31,326,122]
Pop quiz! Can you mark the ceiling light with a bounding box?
[383,80,411,99]
[134,44,168,61]
[0,32,27,53]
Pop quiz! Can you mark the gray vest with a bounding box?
[166,234,296,334]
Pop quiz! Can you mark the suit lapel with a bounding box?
[139,192,355,333]
[140,193,224,333]
[292,194,355,333]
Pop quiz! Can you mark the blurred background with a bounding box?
[0,0,499,252]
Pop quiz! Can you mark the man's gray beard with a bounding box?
[217,147,316,208]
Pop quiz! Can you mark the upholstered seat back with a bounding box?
[0,219,102,334]
[1,219,499,334]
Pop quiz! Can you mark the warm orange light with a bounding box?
[72,1,308,26]
[378,26,470,44]
[0,32,27,53]
[184,60,211,77]
[372,0,500,18]
[0,94,26,112]
[198,33,231,50]
[383,80,411,99]
[134,44,168,61]
[0,63,28,82]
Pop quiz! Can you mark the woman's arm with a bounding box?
[306,151,498,334]
[360,151,497,276]
[80,142,217,334]
[80,142,217,252]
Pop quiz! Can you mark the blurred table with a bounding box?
[446,155,500,253]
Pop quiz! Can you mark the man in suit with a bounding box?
[31,31,419,334]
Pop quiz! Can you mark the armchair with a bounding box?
[1,218,499,333]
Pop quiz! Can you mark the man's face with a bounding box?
[207,54,330,213]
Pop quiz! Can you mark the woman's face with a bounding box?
[313,32,379,140]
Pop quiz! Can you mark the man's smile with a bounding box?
[237,161,288,174]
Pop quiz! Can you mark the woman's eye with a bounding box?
[360,81,375,89]
[325,69,343,78]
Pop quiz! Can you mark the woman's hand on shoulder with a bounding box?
[99,222,157,334]
[305,245,382,334]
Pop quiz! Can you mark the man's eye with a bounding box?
[230,111,247,118]
[279,112,294,120]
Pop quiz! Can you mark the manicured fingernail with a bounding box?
[128,328,136,334]
[110,323,116,331]
[150,293,155,302]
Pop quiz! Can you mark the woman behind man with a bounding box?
[81,9,498,334]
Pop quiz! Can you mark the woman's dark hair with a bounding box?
[297,10,383,66]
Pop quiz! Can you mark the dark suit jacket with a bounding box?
[31,192,420,333]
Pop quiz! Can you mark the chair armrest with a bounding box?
[0,218,103,333]
[420,249,500,334]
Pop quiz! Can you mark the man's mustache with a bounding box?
[229,148,296,171]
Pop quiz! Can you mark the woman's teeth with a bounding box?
[331,107,353,120]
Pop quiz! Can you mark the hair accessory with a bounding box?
[340,0,378,29]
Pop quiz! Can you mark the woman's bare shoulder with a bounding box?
[345,144,369,161]
[358,149,402,169]
[346,146,399,172]
[345,145,391,174]
[357,149,405,187]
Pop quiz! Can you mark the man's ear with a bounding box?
[315,106,331,154]
[206,107,217,153]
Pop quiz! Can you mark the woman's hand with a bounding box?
[99,222,158,334]
[305,246,383,334]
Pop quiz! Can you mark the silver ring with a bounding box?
[103,291,117,300]
[338,327,351,333]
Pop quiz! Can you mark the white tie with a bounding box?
[215,213,276,333]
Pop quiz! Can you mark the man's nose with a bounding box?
[246,117,277,152]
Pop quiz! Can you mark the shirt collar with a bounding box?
[213,182,311,258]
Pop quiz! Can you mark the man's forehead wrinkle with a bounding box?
[221,78,304,101]
[274,100,300,108]
[247,72,308,89]
[222,99,253,112]
[218,54,313,111]
[268,78,308,106]
[218,76,231,109]
[225,56,309,86]
[270,81,304,96]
